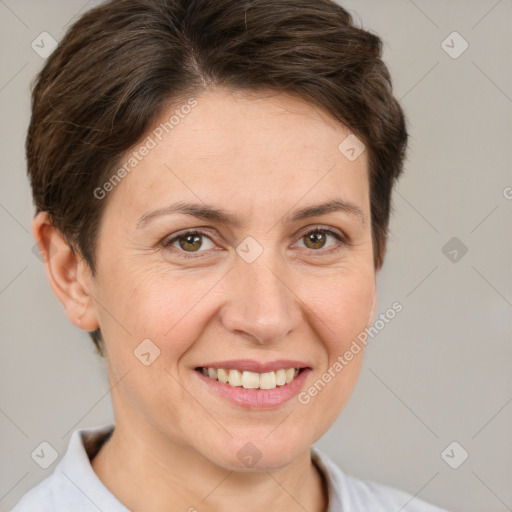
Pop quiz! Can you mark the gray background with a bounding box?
[1,1,511,511]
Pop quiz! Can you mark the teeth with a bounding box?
[199,366,303,389]
[228,369,242,387]
[285,368,296,383]
[275,369,286,386]
[259,371,276,389]
[242,371,260,389]
[217,368,229,383]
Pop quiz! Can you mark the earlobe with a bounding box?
[32,212,99,332]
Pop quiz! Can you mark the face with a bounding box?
[88,88,377,470]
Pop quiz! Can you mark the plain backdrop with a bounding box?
[1,1,511,511]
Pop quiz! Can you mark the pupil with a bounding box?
[307,231,325,249]
[180,234,201,251]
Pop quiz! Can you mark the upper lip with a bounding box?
[196,359,311,373]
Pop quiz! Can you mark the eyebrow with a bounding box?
[136,198,365,229]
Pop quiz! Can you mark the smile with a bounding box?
[193,361,312,410]
[197,367,303,390]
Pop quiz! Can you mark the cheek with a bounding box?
[100,265,220,360]
[295,266,374,427]
[93,267,205,432]
[302,265,375,352]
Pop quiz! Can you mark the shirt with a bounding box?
[9,423,449,512]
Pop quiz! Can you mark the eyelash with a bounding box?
[161,226,349,260]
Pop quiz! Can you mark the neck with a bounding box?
[91,419,328,512]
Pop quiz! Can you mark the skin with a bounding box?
[34,88,380,512]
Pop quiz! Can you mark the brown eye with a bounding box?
[296,228,345,253]
[303,230,328,250]
[178,233,203,252]
[163,230,216,256]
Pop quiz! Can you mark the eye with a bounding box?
[162,226,348,260]
[162,230,216,257]
[294,227,346,254]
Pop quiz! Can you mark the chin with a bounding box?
[208,430,313,472]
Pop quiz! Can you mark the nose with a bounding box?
[219,250,301,345]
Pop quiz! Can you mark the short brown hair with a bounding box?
[26,0,408,356]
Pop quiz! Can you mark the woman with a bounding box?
[11,0,449,510]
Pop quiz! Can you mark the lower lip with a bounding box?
[194,368,311,409]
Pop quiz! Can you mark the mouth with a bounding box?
[195,366,307,390]
[193,360,312,409]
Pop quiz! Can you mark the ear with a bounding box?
[32,212,99,332]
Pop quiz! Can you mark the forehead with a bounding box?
[107,88,370,221]
[161,88,356,158]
